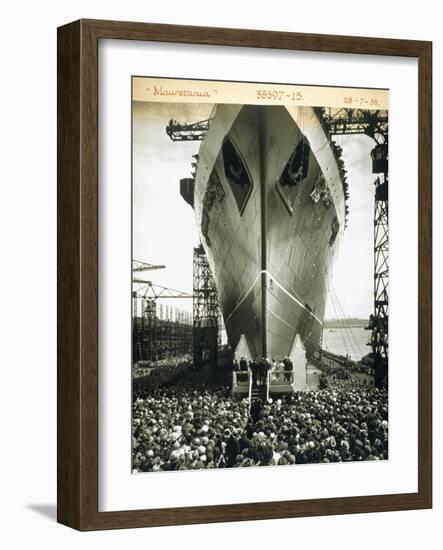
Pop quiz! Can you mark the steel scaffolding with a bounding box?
[132,260,193,363]
[192,244,220,367]
[132,294,193,363]
[370,149,389,387]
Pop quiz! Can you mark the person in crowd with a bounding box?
[256,358,264,386]
[274,360,285,382]
[250,398,262,423]
[250,359,259,387]
[239,429,253,452]
[225,429,240,467]
[283,356,293,382]
[258,357,271,385]
[265,357,273,384]
[239,356,248,372]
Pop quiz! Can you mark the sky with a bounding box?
[133,100,379,321]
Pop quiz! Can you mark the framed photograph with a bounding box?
[57,19,432,530]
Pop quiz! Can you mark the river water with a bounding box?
[322,326,370,361]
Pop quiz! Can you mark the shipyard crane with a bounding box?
[165,118,211,141]
[132,259,166,272]
[317,107,389,387]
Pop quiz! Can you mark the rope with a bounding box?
[296,227,365,360]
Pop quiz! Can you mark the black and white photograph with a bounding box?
[1,1,435,542]
[131,77,389,473]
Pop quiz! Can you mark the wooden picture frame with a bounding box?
[57,19,432,530]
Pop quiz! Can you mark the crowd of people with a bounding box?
[133,356,193,393]
[133,354,192,378]
[132,383,388,472]
[319,370,373,390]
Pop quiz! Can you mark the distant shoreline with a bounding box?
[323,320,367,329]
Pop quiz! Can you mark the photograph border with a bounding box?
[57,19,432,530]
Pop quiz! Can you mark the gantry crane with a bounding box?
[165,119,210,141]
[318,108,388,139]
[316,108,389,387]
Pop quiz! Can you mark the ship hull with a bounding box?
[194,104,345,366]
